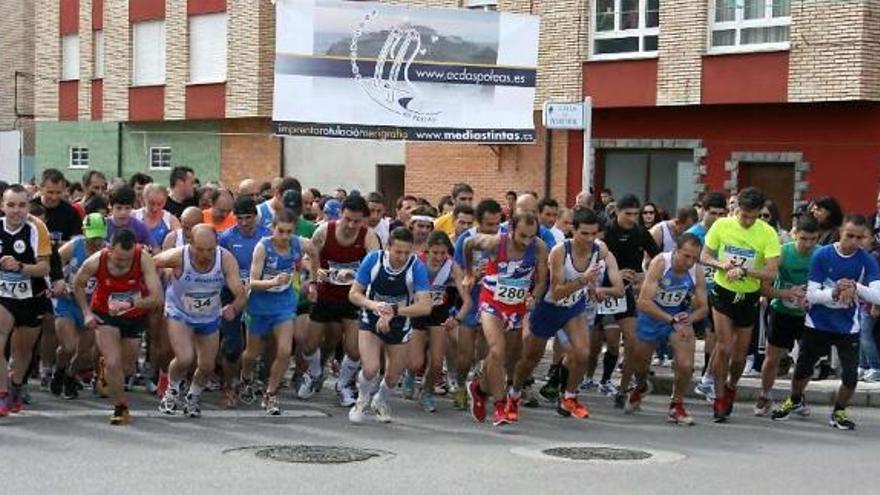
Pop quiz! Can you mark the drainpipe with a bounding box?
[116,122,123,179]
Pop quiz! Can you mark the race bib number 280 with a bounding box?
[494,277,529,305]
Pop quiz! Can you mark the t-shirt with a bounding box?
[770,242,815,317]
[434,212,455,237]
[35,199,82,245]
[219,224,271,281]
[106,217,159,251]
[705,217,781,294]
[355,250,430,293]
[297,218,316,239]
[165,195,197,219]
[603,221,660,273]
[806,244,880,334]
[202,209,236,233]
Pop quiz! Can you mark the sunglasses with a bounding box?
[760,213,772,219]
[643,210,656,215]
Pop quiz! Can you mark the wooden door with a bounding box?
[740,162,794,230]
[376,164,405,214]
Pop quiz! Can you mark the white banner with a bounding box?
[272,0,539,143]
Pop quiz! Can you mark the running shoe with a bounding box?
[40,370,52,392]
[598,380,619,398]
[579,378,598,392]
[466,378,487,423]
[558,396,590,419]
[223,385,239,409]
[452,387,467,410]
[109,404,131,426]
[348,396,369,424]
[50,369,65,396]
[371,395,392,423]
[297,372,320,400]
[694,380,716,403]
[338,382,357,408]
[401,371,416,400]
[754,395,772,417]
[263,393,281,416]
[538,381,560,403]
[713,396,728,423]
[613,392,626,409]
[492,400,509,427]
[434,372,449,396]
[8,392,23,414]
[420,392,437,413]
[625,387,643,414]
[863,369,880,383]
[156,372,170,399]
[724,385,737,417]
[668,401,694,426]
[505,395,521,423]
[62,375,79,400]
[240,379,258,405]
[159,389,179,415]
[771,397,810,421]
[184,393,202,418]
[829,409,856,430]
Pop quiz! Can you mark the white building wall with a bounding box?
[283,137,405,194]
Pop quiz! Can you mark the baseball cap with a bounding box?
[323,199,342,221]
[282,189,303,214]
[233,196,258,216]
[82,213,107,239]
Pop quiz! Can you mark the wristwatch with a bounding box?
[391,303,399,316]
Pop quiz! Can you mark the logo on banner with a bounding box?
[350,10,441,123]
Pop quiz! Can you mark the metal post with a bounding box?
[581,97,593,195]
[544,128,553,198]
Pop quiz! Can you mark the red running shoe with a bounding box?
[724,384,737,417]
[156,372,170,399]
[467,378,487,423]
[0,393,9,417]
[492,400,509,427]
[558,396,590,419]
[506,395,521,423]
[668,401,695,426]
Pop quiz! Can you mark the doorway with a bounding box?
[739,162,795,229]
[376,164,405,214]
[599,149,694,214]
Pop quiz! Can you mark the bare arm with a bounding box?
[690,267,709,324]
[451,263,472,319]
[349,281,380,313]
[248,242,286,291]
[636,257,674,324]
[73,252,101,317]
[596,248,625,299]
[136,253,164,311]
[364,227,381,252]
[400,290,432,318]
[162,230,177,252]
[221,249,247,314]
[152,247,184,271]
[531,239,549,305]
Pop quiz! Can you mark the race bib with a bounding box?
[239,269,250,289]
[0,274,33,299]
[703,264,716,281]
[597,296,627,315]
[108,291,138,313]
[557,288,585,308]
[494,277,529,305]
[431,289,447,307]
[85,277,98,296]
[328,261,359,286]
[723,246,757,271]
[655,288,688,308]
[183,291,221,316]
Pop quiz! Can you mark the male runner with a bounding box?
[624,234,708,425]
[702,187,780,422]
[106,184,160,252]
[465,212,548,426]
[0,185,52,416]
[74,228,163,424]
[772,215,880,429]
[298,195,379,405]
[650,207,699,253]
[348,227,432,423]
[155,225,246,417]
[754,216,819,416]
[163,207,203,250]
[133,183,180,248]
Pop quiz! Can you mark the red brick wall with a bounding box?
[405,111,570,205]
[220,118,281,189]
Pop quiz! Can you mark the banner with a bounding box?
[272,0,540,143]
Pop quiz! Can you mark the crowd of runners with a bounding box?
[1,166,878,430]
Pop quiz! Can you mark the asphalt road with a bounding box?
[3,385,878,495]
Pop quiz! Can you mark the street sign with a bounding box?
[542,102,586,130]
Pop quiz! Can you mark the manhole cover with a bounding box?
[225,445,389,464]
[542,447,652,461]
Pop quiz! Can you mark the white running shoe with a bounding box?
[371,395,393,423]
[598,380,618,397]
[297,373,318,400]
[349,396,370,424]
[338,383,357,407]
[694,380,716,402]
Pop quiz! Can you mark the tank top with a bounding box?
[544,240,600,308]
[91,245,148,319]
[248,236,302,315]
[0,217,48,300]
[59,236,100,299]
[649,251,698,318]
[317,221,368,303]
[421,254,455,308]
[659,221,676,254]
[165,246,225,323]
[174,229,186,248]
[480,233,537,312]
[133,209,174,248]
[361,252,419,334]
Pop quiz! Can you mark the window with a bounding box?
[189,13,227,83]
[132,21,166,86]
[149,146,172,170]
[69,146,89,169]
[591,0,659,60]
[710,0,790,53]
[94,31,105,79]
[463,0,498,10]
[62,34,80,81]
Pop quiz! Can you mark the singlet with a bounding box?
[641,252,698,323]
[219,224,271,284]
[421,254,455,309]
[165,246,225,323]
[247,236,302,315]
[544,240,601,309]
[358,251,425,334]
[59,236,101,300]
[770,242,815,317]
[659,221,676,254]
[480,233,537,312]
[91,245,148,319]
[317,221,368,303]
[133,208,175,248]
[0,217,50,301]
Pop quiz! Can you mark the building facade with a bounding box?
[0,0,36,183]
